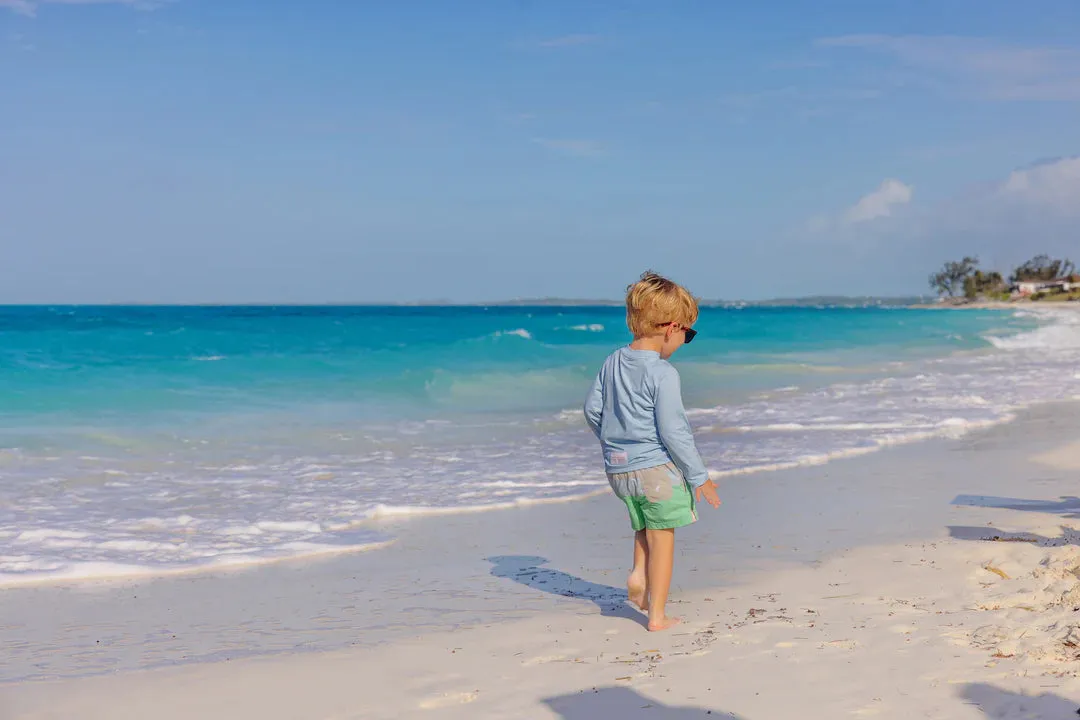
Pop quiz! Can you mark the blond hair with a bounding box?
[625,271,699,338]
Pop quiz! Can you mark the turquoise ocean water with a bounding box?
[1,305,1078,585]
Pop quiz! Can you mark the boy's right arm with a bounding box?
[653,365,710,489]
[583,372,604,439]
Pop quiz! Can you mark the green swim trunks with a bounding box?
[607,462,697,531]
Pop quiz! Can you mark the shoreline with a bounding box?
[5,402,1080,717]
[0,407,1022,592]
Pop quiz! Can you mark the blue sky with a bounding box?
[2,0,1079,302]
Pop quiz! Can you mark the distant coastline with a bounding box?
[3,296,934,309]
[434,295,934,308]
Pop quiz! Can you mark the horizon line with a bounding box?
[0,294,933,308]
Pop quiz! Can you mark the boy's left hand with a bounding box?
[695,479,721,508]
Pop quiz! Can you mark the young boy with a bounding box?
[584,271,721,632]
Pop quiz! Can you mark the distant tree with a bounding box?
[1010,255,1076,283]
[963,270,1007,300]
[930,257,979,297]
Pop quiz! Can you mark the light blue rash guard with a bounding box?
[583,346,710,489]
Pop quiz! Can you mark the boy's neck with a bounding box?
[629,336,664,353]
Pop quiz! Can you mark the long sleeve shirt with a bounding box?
[583,346,710,488]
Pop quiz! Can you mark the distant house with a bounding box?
[1012,279,1074,296]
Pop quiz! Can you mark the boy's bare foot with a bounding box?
[647,616,681,632]
[627,571,649,612]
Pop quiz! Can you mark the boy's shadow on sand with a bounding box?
[950,494,1080,548]
[961,682,1079,718]
[542,683,1078,719]
[544,687,743,719]
[953,494,1080,520]
[486,555,645,625]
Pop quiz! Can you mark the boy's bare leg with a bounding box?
[627,529,649,611]
[645,527,680,631]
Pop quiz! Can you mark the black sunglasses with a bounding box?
[657,323,697,344]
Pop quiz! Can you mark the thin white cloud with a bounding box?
[718,85,881,124]
[816,34,1080,101]
[1,0,157,16]
[999,156,1080,213]
[843,179,913,224]
[0,0,35,13]
[768,58,831,70]
[4,31,36,50]
[536,34,601,49]
[531,137,603,158]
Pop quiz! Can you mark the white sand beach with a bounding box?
[4,403,1080,719]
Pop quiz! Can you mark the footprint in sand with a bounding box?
[819,639,858,650]
[418,691,480,709]
[851,702,883,716]
[522,654,568,666]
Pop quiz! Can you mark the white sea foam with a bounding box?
[366,489,608,520]
[556,409,583,423]
[255,520,322,534]
[568,324,605,332]
[986,309,1080,350]
[493,328,533,340]
[0,538,395,588]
